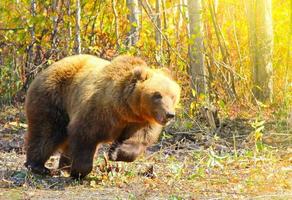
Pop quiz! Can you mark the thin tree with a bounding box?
[51,0,59,56]
[112,0,120,49]
[89,1,101,47]
[28,0,36,64]
[24,0,36,90]
[247,0,273,102]
[187,0,206,95]
[155,0,162,64]
[174,0,183,65]
[75,0,81,54]
[161,0,171,65]
[66,0,72,55]
[176,0,184,33]
[126,0,140,46]
[208,0,237,99]
[285,0,292,92]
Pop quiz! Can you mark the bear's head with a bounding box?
[128,67,181,125]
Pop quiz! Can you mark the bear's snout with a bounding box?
[154,110,175,125]
[166,112,175,119]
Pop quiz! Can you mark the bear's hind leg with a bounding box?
[25,124,63,174]
[25,109,69,175]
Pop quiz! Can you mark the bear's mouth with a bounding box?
[154,113,169,125]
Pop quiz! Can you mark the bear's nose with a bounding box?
[166,112,175,119]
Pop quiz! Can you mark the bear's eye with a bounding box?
[152,92,162,101]
[171,95,176,102]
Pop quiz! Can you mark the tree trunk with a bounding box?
[75,0,81,54]
[126,0,140,46]
[285,0,292,92]
[51,0,59,57]
[112,0,120,50]
[187,0,206,95]
[155,0,162,64]
[66,0,72,55]
[28,0,36,65]
[247,0,273,102]
[161,0,170,65]
[174,0,183,65]
[23,0,36,90]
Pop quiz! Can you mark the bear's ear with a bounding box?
[132,66,151,82]
[158,67,173,78]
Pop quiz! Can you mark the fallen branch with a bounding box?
[0,27,25,31]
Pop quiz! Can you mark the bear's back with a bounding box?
[26,55,111,113]
[45,54,110,80]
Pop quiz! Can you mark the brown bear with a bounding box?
[24,54,181,178]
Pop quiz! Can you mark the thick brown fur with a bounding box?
[24,54,181,178]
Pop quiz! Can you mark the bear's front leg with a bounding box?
[67,134,98,179]
[70,144,97,178]
[109,123,162,162]
[109,141,145,162]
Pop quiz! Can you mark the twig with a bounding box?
[0,27,25,31]
[197,189,249,196]
[212,59,245,80]
[24,56,52,77]
[167,130,203,135]
[252,193,292,199]
[139,0,189,68]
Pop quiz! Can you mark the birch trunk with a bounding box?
[247,0,273,102]
[51,0,59,54]
[66,0,72,54]
[187,0,206,95]
[126,0,140,46]
[28,0,36,65]
[75,0,81,54]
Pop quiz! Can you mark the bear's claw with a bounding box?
[24,162,51,175]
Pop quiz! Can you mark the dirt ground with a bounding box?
[1,105,292,200]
